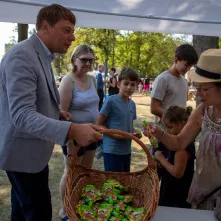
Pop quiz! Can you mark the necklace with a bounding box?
[212,109,221,124]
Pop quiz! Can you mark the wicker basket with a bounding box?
[65,129,159,221]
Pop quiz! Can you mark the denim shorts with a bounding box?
[61,141,97,157]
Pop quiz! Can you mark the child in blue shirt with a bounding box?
[96,67,140,172]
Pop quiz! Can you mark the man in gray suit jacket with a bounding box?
[0,4,102,221]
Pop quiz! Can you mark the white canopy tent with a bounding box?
[0,0,221,37]
[0,2,220,221]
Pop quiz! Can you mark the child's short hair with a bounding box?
[163,105,193,124]
[175,44,198,65]
[118,67,139,82]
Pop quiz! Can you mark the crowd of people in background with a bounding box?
[138,78,154,95]
[1,3,221,221]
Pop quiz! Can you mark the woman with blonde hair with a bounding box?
[144,49,221,211]
[58,45,99,221]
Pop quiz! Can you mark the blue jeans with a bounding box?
[97,89,104,111]
[103,153,131,172]
[6,165,52,221]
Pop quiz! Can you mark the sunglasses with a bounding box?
[77,57,95,64]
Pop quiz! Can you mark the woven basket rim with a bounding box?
[70,128,156,171]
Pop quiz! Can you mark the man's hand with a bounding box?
[59,110,72,121]
[67,123,103,147]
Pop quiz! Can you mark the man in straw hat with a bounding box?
[0,4,102,221]
[144,49,221,211]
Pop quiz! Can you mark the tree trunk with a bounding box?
[112,31,115,67]
[136,32,142,68]
[57,54,61,74]
[193,35,219,106]
[18,24,28,42]
[193,35,219,57]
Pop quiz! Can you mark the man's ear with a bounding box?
[174,56,178,64]
[41,20,50,34]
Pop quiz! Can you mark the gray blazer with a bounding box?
[0,35,71,173]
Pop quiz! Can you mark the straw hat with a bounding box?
[189,49,221,83]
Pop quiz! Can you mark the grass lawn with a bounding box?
[0,92,196,221]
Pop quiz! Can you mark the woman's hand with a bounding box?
[142,123,156,137]
[142,125,149,137]
[59,110,72,121]
[142,123,163,140]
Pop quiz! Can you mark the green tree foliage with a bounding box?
[65,28,121,69]
[10,24,220,78]
[10,25,187,77]
[53,54,66,74]
[114,32,185,77]
[53,28,187,77]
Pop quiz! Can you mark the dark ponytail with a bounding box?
[186,106,193,116]
[163,105,193,124]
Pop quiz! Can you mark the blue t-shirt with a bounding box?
[100,95,136,155]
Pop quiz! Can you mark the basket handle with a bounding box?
[71,128,155,168]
